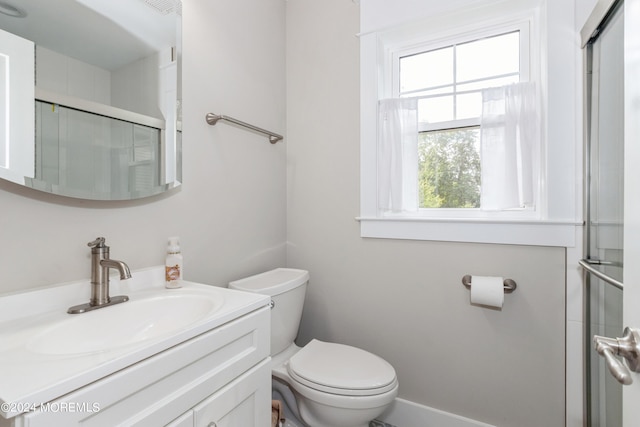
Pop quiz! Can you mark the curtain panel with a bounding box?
[480,82,539,210]
[377,98,418,213]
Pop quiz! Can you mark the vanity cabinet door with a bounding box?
[193,358,271,427]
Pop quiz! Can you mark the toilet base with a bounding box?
[294,392,384,427]
[273,377,380,427]
[272,380,306,427]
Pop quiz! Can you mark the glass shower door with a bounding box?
[583,1,624,425]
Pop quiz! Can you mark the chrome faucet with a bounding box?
[68,237,131,314]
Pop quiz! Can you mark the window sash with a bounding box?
[390,20,530,105]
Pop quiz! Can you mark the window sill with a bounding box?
[357,216,580,247]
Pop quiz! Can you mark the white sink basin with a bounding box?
[26,290,224,355]
[0,266,270,419]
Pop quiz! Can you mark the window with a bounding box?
[399,31,522,210]
[359,1,579,246]
[387,27,530,212]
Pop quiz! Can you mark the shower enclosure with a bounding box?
[582,0,624,425]
[33,100,164,200]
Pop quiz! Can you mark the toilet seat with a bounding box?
[287,339,398,397]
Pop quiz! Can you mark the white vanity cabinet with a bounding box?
[11,305,271,427]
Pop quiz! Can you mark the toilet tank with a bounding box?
[229,268,309,356]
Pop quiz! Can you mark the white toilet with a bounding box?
[229,268,398,427]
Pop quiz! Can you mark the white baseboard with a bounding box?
[377,398,495,427]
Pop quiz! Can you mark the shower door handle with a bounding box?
[593,327,640,385]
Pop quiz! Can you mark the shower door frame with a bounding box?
[582,0,625,425]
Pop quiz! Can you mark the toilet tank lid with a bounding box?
[229,268,309,296]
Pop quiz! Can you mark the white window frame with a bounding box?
[391,22,535,219]
[358,2,579,246]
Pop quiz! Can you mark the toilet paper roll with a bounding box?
[470,276,504,308]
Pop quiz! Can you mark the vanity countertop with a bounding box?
[0,267,268,419]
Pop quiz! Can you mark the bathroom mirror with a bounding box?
[0,0,182,200]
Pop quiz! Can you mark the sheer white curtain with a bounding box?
[377,98,418,213]
[480,82,539,210]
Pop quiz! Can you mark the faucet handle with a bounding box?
[87,237,106,248]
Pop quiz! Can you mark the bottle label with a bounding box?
[166,264,181,282]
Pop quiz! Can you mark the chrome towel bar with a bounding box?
[461,275,517,293]
[578,259,623,290]
[205,113,283,144]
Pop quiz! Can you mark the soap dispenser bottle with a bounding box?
[165,236,183,289]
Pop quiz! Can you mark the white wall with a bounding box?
[286,0,567,425]
[0,0,287,295]
[37,46,165,120]
[36,46,111,104]
[111,53,162,119]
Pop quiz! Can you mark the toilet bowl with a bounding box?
[229,268,398,427]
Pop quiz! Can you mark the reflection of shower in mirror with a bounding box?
[0,0,182,200]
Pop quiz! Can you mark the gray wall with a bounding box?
[0,0,287,294]
[285,1,566,426]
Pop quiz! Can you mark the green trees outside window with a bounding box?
[418,127,481,208]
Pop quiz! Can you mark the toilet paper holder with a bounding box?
[461,275,517,293]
